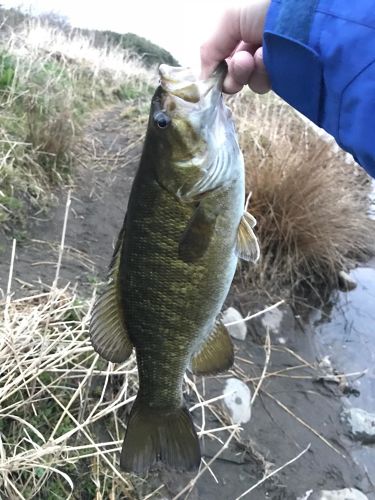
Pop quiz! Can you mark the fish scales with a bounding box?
[121,169,241,406]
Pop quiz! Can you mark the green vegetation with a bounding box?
[0,12,156,232]
[111,32,178,67]
[0,51,16,88]
[80,29,179,67]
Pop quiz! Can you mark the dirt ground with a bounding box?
[0,104,373,499]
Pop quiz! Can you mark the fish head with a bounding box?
[147,63,242,201]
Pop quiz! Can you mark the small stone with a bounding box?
[277,336,287,345]
[338,270,357,291]
[303,488,368,500]
[297,491,313,500]
[223,378,251,424]
[341,407,375,444]
[261,307,283,333]
[223,307,247,340]
[318,355,334,375]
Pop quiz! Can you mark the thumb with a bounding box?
[200,7,242,79]
[200,1,269,79]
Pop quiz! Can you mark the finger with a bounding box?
[231,41,258,57]
[222,73,245,95]
[200,0,270,79]
[223,50,255,93]
[200,8,241,79]
[248,47,271,94]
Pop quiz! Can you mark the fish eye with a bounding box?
[153,111,171,129]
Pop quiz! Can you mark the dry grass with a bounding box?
[230,91,375,296]
[0,285,138,499]
[0,283,254,498]
[0,17,155,229]
[1,281,324,498]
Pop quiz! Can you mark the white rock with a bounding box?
[297,491,313,500]
[341,407,375,444]
[303,488,368,500]
[319,355,332,370]
[318,355,334,374]
[261,307,283,334]
[277,336,287,345]
[223,378,251,424]
[223,307,247,340]
[338,270,357,291]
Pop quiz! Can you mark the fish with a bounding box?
[89,62,259,475]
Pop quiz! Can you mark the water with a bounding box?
[312,259,375,480]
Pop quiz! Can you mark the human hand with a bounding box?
[200,0,271,94]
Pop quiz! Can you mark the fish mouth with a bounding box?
[158,62,227,105]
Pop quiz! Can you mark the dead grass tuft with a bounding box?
[231,91,375,296]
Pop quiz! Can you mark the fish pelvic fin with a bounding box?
[191,319,234,376]
[235,211,260,263]
[90,227,133,363]
[120,398,201,474]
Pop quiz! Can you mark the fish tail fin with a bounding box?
[120,398,201,474]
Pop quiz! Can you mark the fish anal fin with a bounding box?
[120,398,201,474]
[90,227,133,363]
[179,204,217,263]
[236,211,260,263]
[191,320,234,376]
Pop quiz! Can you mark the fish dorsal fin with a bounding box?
[235,211,260,263]
[179,204,217,263]
[191,319,234,376]
[90,227,133,363]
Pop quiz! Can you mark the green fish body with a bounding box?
[90,64,259,474]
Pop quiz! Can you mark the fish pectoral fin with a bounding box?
[90,226,133,363]
[179,204,217,263]
[191,319,234,376]
[235,211,260,263]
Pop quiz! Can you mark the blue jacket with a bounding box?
[263,0,375,178]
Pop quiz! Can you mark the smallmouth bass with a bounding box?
[90,63,259,474]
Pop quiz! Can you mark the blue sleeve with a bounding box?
[263,0,375,178]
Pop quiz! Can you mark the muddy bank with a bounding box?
[185,302,373,499]
[0,104,144,295]
[0,105,373,499]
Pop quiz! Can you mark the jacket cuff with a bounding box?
[263,0,323,124]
